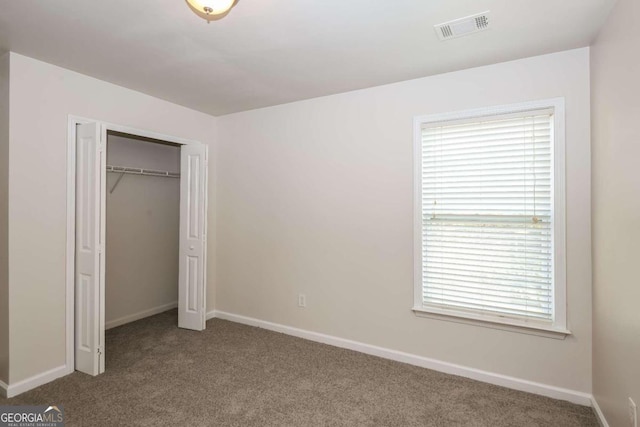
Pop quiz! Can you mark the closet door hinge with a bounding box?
[97,346,104,355]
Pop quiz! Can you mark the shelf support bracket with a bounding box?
[109,172,126,194]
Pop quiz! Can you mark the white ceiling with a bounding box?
[0,0,616,115]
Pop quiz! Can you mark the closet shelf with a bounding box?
[107,165,180,178]
[107,165,180,194]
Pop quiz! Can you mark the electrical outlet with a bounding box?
[630,398,637,427]
[298,294,306,308]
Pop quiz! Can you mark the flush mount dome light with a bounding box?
[186,0,239,22]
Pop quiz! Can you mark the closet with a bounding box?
[73,120,207,376]
[104,132,181,330]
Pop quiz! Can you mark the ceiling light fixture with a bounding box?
[186,0,239,23]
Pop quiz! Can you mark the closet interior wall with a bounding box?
[105,133,180,328]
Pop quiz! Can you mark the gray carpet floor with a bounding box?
[1,310,598,426]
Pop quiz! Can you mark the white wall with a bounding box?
[105,135,180,328]
[0,52,9,385]
[6,53,216,384]
[591,0,640,424]
[216,48,592,393]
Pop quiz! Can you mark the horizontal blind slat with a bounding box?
[422,265,551,284]
[422,295,552,317]
[423,271,553,292]
[423,277,553,296]
[423,288,552,309]
[422,260,552,280]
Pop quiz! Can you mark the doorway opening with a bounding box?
[105,131,180,333]
[66,118,208,376]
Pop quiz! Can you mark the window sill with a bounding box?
[412,306,572,340]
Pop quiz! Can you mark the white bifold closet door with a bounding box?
[178,143,207,331]
[75,122,106,376]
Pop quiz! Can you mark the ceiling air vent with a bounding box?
[435,11,491,41]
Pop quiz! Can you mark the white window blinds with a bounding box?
[419,109,554,322]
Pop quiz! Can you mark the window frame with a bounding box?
[413,98,569,338]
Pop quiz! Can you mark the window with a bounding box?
[413,99,568,335]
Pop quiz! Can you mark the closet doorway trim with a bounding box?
[65,115,209,375]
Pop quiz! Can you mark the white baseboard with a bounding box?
[106,301,178,330]
[208,310,592,406]
[3,365,70,399]
[591,396,610,427]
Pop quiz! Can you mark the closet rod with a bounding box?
[106,165,180,178]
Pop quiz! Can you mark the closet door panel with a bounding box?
[179,144,207,330]
[75,122,105,375]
